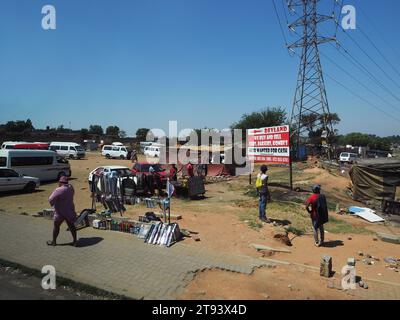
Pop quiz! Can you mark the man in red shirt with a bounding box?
[186,162,194,177]
[306,184,328,247]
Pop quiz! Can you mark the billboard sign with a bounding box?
[247,125,290,164]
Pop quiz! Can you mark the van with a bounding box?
[13,143,50,150]
[102,145,131,159]
[144,146,161,158]
[140,142,153,153]
[0,150,71,182]
[1,142,27,150]
[339,152,358,164]
[49,142,86,159]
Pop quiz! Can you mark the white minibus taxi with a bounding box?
[49,142,86,159]
[0,150,71,182]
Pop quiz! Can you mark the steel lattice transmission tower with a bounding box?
[287,0,337,158]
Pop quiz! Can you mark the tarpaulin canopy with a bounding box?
[349,159,400,202]
[207,164,232,176]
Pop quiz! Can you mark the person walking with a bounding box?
[256,165,270,223]
[169,164,178,182]
[47,176,78,247]
[306,184,329,247]
[130,148,138,163]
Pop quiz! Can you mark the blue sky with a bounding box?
[0,0,400,137]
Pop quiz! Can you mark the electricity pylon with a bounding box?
[286,0,338,159]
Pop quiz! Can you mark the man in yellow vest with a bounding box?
[256,165,271,223]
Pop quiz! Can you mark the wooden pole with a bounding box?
[289,149,293,191]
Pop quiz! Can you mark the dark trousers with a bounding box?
[312,219,324,243]
[259,193,268,219]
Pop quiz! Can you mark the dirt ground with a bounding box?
[0,152,399,300]
[179,266,355,300]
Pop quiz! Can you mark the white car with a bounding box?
[101,145,131,160]
[339,152,358,164]
[144,146,161,158]
[88,165,132,184]
[0,168,40,193]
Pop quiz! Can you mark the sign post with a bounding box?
[289,148,293,190]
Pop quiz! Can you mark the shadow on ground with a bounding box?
[321,240,344,248]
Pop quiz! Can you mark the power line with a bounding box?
[312,12,400,104]
[358,25,400,80]
[273,2,400,126]
[333,40,400,104]
[272,0,288,47]
[293,3,400,103]
[356,0,400,61]
[281,0,290,26]
[333,0,343,38]
[320,50,400,114]
[337,22,400,91]
[290,47,400,124]
[324,72,400,123]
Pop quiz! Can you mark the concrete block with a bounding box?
[320,255,332,278]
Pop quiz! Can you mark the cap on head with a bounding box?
[312,184,321,193]
[59,176,69,184]
[260,165,268,173]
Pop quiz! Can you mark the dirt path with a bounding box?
[1,153,399,300]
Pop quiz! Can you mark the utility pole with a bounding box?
[286,0,337,160]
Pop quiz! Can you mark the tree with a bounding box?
[337,132,392,151]
[106,126,120,137]
[89,125,104,135]
[80,128,89,139]
[5,119,35,133]
[119,130,127,139]
[300,112,341,144]
[231,107,287,131]
[56,125,72,133]
[136,128,150,142]
[26,119,34,130]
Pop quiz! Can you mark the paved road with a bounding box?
[0,212,271,300]
[0,264,106,300]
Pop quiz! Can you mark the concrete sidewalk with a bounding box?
[0,213,272,300]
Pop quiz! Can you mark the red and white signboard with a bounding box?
[247,125,290,164]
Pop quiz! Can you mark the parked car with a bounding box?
[131,162,168,186]
[339,152,358,164]
[0,168,40,193]
[88,165,132,185]
[140,142,153,153]
[49,142,86,159]
[0,150,71,182]
[144,146,161,158]
[101,145,131,160]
